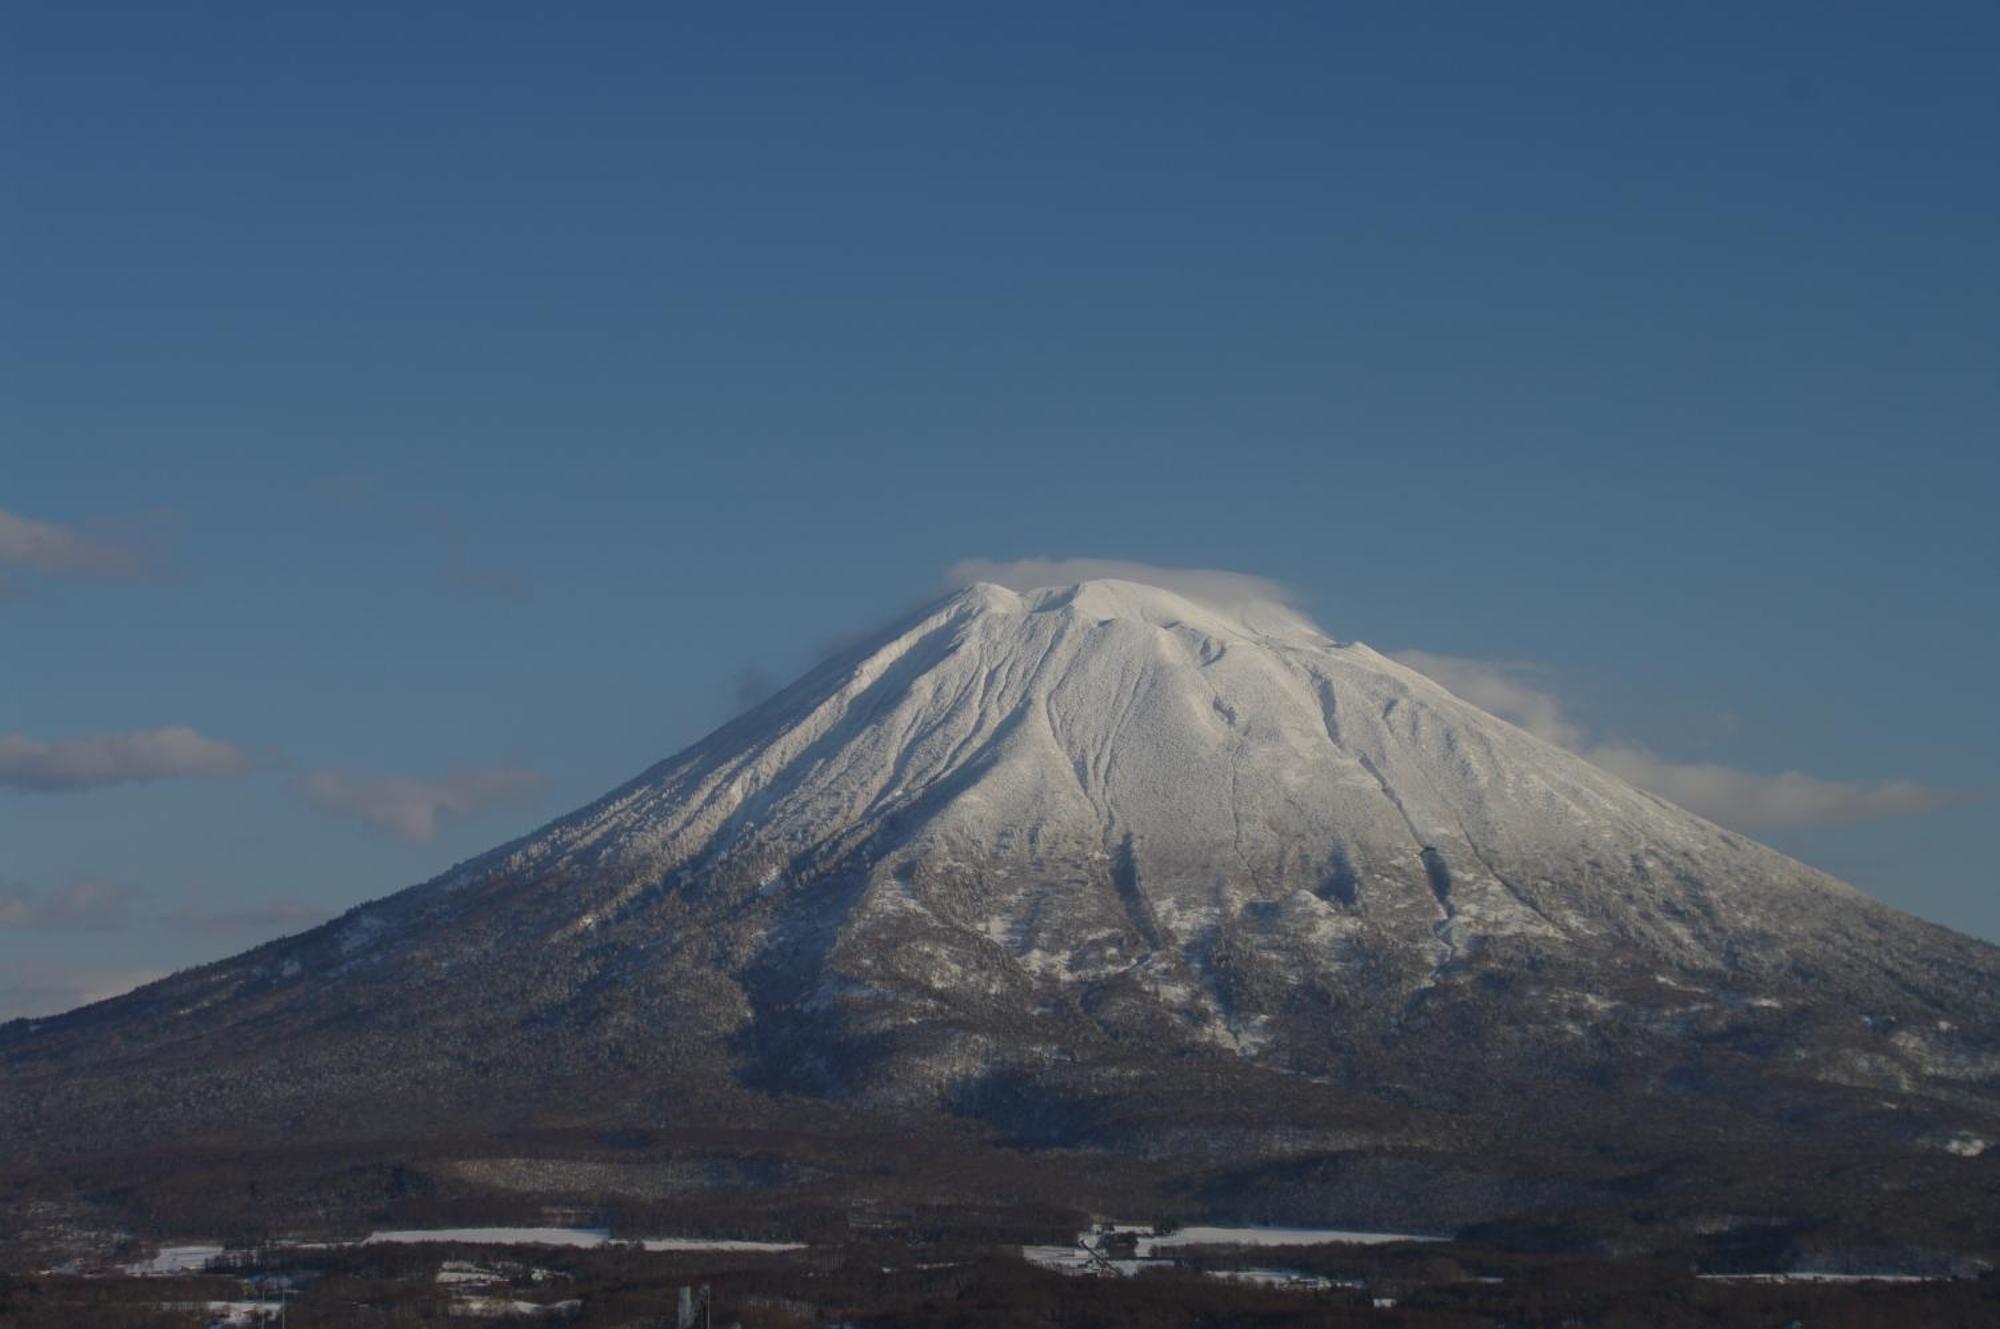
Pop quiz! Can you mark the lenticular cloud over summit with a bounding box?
[945,557,1322,637]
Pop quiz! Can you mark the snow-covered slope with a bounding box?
[451,578,1883,991]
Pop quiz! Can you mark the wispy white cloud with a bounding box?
[0,964,166,1021]
[947,557,1295,612]
[0,878,144,930]
[291,765,547,841]
[161,899,333,935]
[943,557,1328,640]
[730,665,777,713]
[320,482,529,600]
[1390,649,1964,831]
[443,533,530,600]
[0,506,166,596]
[1582,746,1960,831]
[1387,649,1588,750]
[0,726,254,793]
[0,878,328,937]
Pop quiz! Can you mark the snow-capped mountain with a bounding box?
[5,577,1995,1234]
[457,577,1910,1001]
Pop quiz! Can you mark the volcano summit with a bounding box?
[5,577,1996,1248]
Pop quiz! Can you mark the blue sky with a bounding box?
[4,3,1996,1015]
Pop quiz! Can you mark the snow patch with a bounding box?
[365,1228,609,1248]
[121,1244,228,1275]
[638,1237,808,1253]
[1140,1223,1443,1253]
[363,1227,808,1253]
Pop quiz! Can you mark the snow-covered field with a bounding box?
[638,1237,807,1252]
[1019,1245,1148,1277]
[448,1295,583,1318]
[151,1301,286,1325]
[1699,1272,1943,1284]
[121,1243,229,1275]
[114,1226,810,1275]
[1023,1222,1443,1280]
[1140,1224,1442,1254]
[365,1227,610,1248]
[362,1227,806,1253]
[1208,1268,1353,1290]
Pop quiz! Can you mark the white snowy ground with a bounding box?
[1021,1222,1444,1280]
[113,1227,808,1277]
[1139,1224,1442,1254]
[364,1226,608,1248]
[153,1302,284,1326]
[361,1226,804,1252]
[1208,1268,1356,1290]
[120,1243,228,1275]
[447,1295,584,1318]
[1697,1272,1944,1284]
[637,1236,808,1252]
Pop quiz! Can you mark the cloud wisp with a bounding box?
[0,726,255,793]
[443,534,531,600]
[0,878,329,939]
[1582,747,1960,831]
[0,506,167,597]
[0,878,145,931]
[945,556,1325,637]
[0,965,168,1022]
[0,875,336,1017]
[1389,650,1964,831]
[161,900,335,935]
[1387,650,1589,750]
[947,557,1296,613]
[730,666,778,713]
[291,765,547,841]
